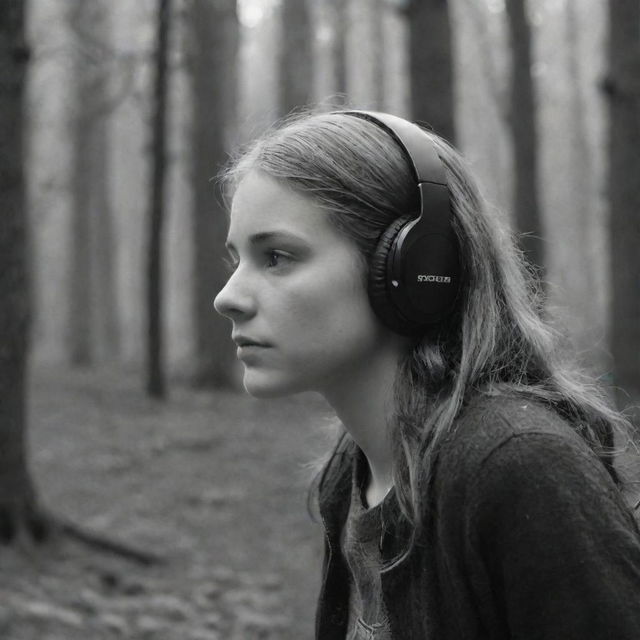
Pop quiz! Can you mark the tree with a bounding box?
[0,1,164,563]
[560,0,605,368]
[505,0,544,273]
[0,0,48,544]
[406,0,455,142]
[146,0,172,398]
[67,0,119,366]
[186,0,239,387]
[327,0,347,101]
[0,3,162,560]
[278,0,313,115]
[604,0,640,423]
[347,0,386,109]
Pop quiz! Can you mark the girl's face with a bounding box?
[214,170,399,398]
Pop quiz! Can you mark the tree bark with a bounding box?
[278,0,313,116]
[0,0,48,544]
[371,0,385,109]
[346,0,386,109]
[146,0,172,398]
[68,1,118,365]
[68,91,93,364]
[327,0,347,101]
[562,0,606,369]
[91,107,119,362]
[605,0,640,422]
[407,0,455,142]
[187,0,239,387]
[505,0,544,273]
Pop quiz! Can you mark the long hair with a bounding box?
[221,109,634,533]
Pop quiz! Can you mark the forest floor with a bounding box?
[0,364,335,640]
[1,366,639,640]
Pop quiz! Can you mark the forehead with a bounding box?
[227,171,335,246]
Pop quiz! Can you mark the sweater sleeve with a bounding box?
[468,430,640,639]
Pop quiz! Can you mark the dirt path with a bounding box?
[0,365,334,639]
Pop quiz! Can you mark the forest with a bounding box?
[0,0,639,639]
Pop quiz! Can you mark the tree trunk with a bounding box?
[371,0,385,109]
[0,0,48,544]
[146,0,172,398]
[68,1,118,365]
[605,0,640,423]
[505,0,544,273]
[346,0,386,109]
[278,0,313,116]
[562,0,605,369]
[68,87,93,364]
[187,0,239,388]
[327,0,347,101]
[407,0,455,142]
[91,108,119,362]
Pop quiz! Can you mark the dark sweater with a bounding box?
[315,393,640,639]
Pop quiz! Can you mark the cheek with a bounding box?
[241,271,384,397]
[284,274,381,359]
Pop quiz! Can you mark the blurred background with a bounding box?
[0,0,638,638]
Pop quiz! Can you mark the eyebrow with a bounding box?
[225,230,307,252]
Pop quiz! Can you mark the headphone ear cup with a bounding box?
[368,215,414,334]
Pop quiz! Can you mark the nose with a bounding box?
[213,267,256,321]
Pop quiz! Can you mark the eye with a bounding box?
[265,250,292,269]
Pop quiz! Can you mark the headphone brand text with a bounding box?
[417,275,451,283]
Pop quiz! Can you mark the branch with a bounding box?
[55,514,165,567]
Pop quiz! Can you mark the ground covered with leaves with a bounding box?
[0,365,334,640]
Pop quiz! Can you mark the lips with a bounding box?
[232,335,270,348]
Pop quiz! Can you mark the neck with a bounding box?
[320,337,407,497]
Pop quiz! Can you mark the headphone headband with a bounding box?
[336,110,461,334]
[341,111,447,187]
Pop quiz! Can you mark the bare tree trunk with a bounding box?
[407,0,455,142]
[371,0,385,109]
[327,0,347,101]
[146,0,172,398]
[346,0,386,109]
[604,0,640,423]
[563,0,606,369]
[91,111,119,361]
[68,88,93,364]
[278,0,313,116]
[0,0,49,544]
[0,5,164,553]
[505,0,544,273]
[68,1,118,365]
[67,0,96,365]
[187,0,238,387]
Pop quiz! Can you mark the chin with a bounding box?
[242,369,307,398]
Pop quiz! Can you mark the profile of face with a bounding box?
[214,170,400,398]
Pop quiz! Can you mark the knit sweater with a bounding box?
[315,393,640,639]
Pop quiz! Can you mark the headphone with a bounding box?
[338,110,461,336]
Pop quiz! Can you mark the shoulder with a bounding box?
[440,391,582,467]
[435,391,619,510]
[439,396,640,638]
[435,390,637,532]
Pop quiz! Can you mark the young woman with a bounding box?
[213,110,640,639]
